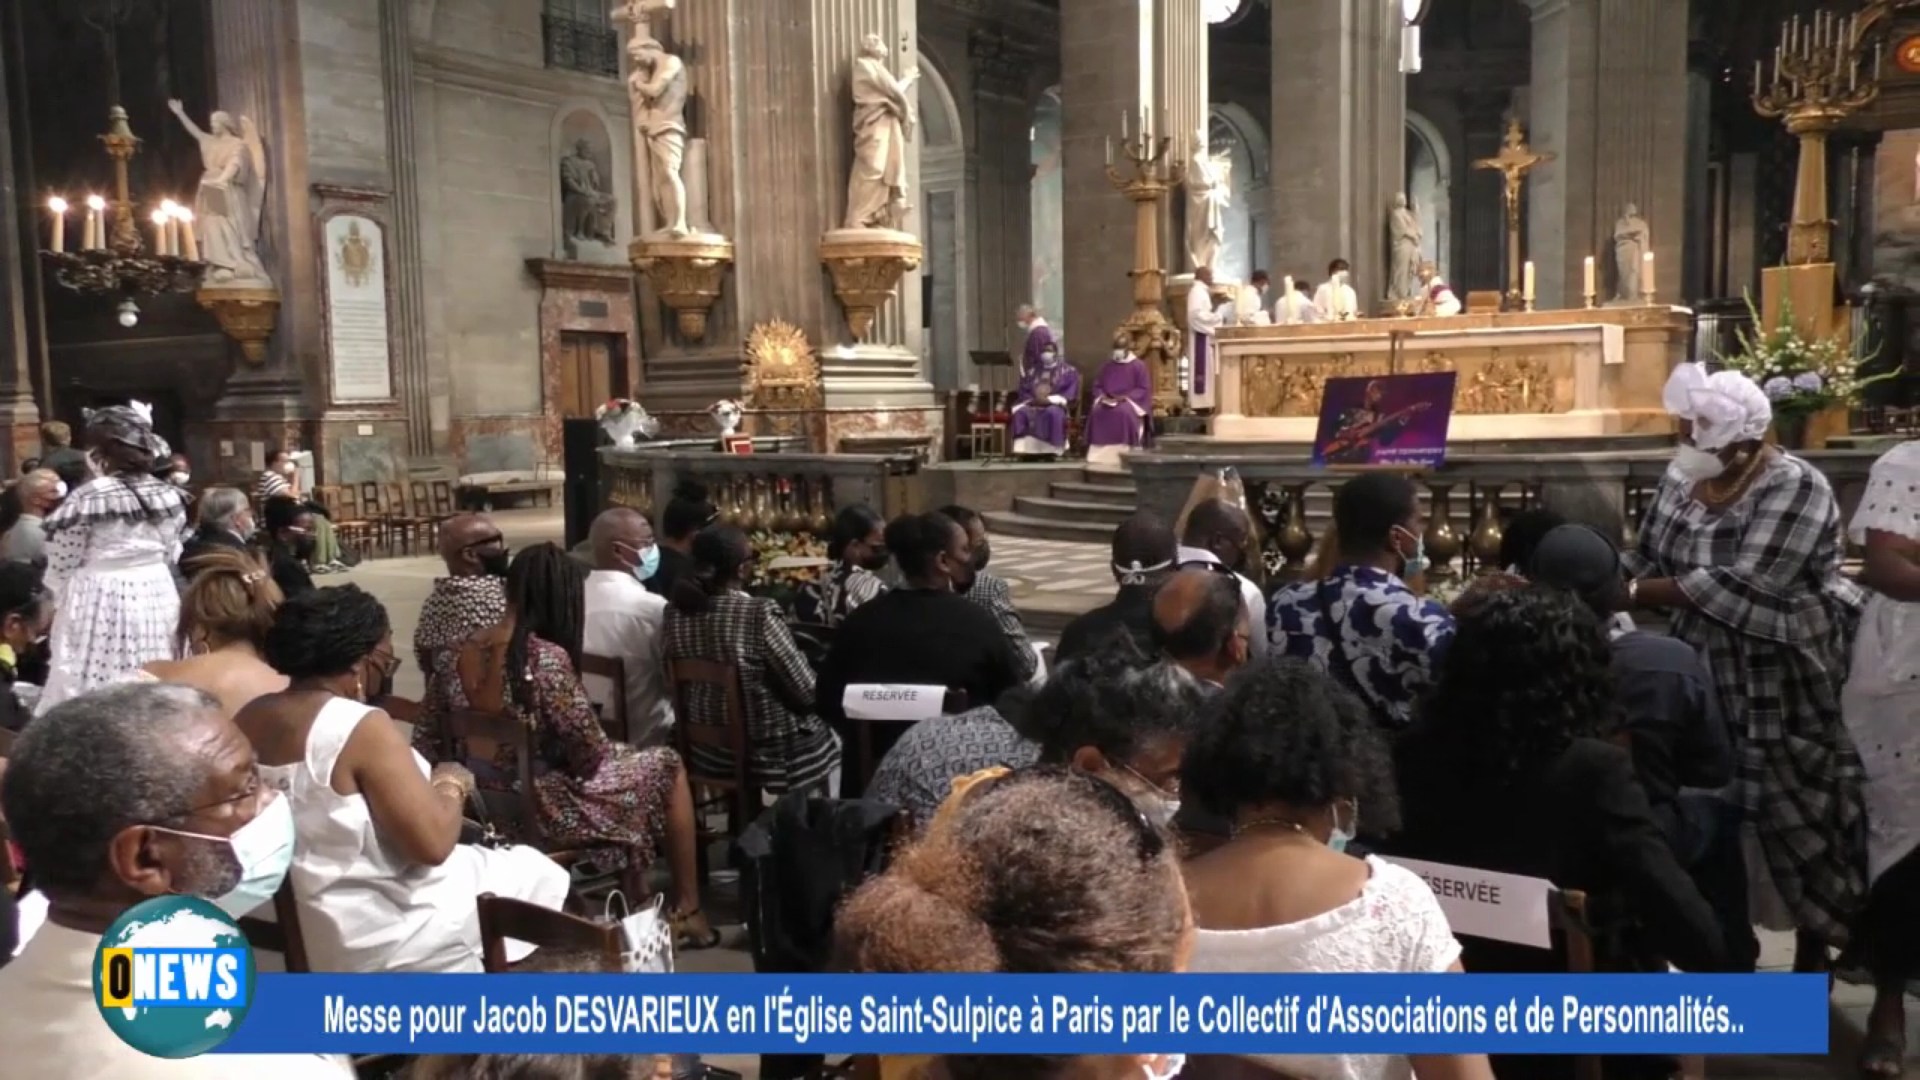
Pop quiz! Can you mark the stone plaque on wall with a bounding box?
[324,214,395,402]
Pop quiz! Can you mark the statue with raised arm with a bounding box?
[628,37,689,237]
[844,33,918,231]
[1387,192,1423,301]
[1184,129,1230,273]
[167,99,270,286]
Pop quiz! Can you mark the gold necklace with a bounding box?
[1701,447,1768,505]
[1232,817,1307,837]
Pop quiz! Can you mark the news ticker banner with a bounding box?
[193,974,1828,1057]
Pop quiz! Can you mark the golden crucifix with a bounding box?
[1473,118,1553,307]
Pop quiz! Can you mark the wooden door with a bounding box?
[557,333,619,419]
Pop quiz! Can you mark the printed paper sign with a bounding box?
[1382,856,1553,949]
[842,685,946,722]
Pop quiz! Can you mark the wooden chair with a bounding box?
[579,652,631,744]
[236,878,312,973]
[377,694,423,724]
[316,485,378,562]
[356,482,398,556]
[475,893,626,974]
[428,479,457,519]
[665,657,760,885]
[845,688,966,795]
[384,483,434,556]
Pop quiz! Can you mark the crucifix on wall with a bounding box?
[1472,117,1553,307]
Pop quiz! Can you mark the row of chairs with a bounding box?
[310,480,460,561]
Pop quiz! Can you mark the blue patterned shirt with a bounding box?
[1266,566,1455,728]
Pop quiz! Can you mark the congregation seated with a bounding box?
[835,766,1191,1080]
[414,513,511,672]
[1383,587,1728,981]
[1152,567,1253,688]
[419,544,714,948]
[646,481,719,601]
[583,508,675,747]
[241,584,570,972]
[260,495,318,598]
[1183,659,1492,1080]
[792,504,890,629]
[409,952,669,1080]
[0,468,60,566]
[0,682,352,1076]
[1055,511,1176,666]
[1008,339,1078,459]
[1177,500,1268,665]
[661,525,841,795]
[0,561,49,731]
[817,512,1022,794]
[1085,346,1153,469]
[256,450,345,573]
[943,505,1037,684]
[180,486,254,571]
[141,548,289,718]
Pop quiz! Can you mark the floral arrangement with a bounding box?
[1717,295,1884,419]
[745,528,830,613]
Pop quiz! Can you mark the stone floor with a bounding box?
[327,509,1908,1079]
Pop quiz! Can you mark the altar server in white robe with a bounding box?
[1312,258,1359,321]
[1272,274,1325,325]
[1187,266,1227,411]
[1231,270,1272,326]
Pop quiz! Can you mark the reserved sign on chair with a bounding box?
[842,685,947,722]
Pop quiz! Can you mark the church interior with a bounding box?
[1,0,1916,513]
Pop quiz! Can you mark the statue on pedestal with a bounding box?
[167,99,270,287]
[1387,192,1423,301]
[560,138,618,254]
[628,37,689,237]
[844,33,917,232]
[1184,131,1230,273]
[1613,203,1650,302]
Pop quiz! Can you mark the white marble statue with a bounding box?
[628,37,689,237]
[167,99,270,286]
[560,138,618,251]
[710,399,744,437]
[1185,131,1231,272]
[1613,202,1650,301]
[844,33,918,231]
[1388,192,1423,301]
[595,398,660,447]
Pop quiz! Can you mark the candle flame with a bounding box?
[85,194,106,211]
[150,209,168,225]
[160,199,180,216]
[47,197,67,214]
[174,207,194,223]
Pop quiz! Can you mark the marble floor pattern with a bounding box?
[313,508,1908,1078]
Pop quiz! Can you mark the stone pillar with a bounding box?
[1059,0,1205,369]
[0,19,38,471]
[968,29,1037,370]
[1269,0,1405,309]
[1525,0,1688,309]
[379,0,433,458]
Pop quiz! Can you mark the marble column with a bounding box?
[1269,0,1406,309]
[208,0,315,431]
[379,0,433,457]
[968,29,1037,369]
[0,17,38,471]
[1059,0,1205,369]
[1525,0,1688,309]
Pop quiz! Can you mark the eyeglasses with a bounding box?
[163,764,267,822]
[461,533,506,552]
[992,765,1166,861]
[367,647,402,677]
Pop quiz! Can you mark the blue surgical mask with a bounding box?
[158,791,296,917]
[1396,526,1430,579]
[1329,800,1358,855]
[631,543,661,583]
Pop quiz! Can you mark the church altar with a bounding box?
[1209,306,1692,443]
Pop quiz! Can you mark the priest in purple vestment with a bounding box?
[1010,340,1078,458]
[1015,304,1057,372]
[1086,347,1152,469]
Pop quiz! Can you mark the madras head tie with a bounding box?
[1113,557,1173,586]
[926,766,1012,837]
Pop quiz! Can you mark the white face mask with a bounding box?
[280,461,297,476]
[1143,1054,1187,1080]
[153,791,296,917]
[168,471,190,487]
[1671,444,1729,483]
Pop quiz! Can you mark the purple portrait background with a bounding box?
[1311,371,1459,468]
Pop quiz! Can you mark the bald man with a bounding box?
[1150,567,1249,687]
[2,470,64,565]
[582,507,673,744]
[1056,512,1177,666]
[413,513,511,672]
[1178,499,1268,663]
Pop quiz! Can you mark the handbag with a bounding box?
[606,891,675,974]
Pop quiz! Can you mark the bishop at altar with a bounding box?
[1010,342,1079,458]
[1085,348,1152,469]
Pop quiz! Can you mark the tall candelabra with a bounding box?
[1105,118,1186,412]
[1753,9,1881,267]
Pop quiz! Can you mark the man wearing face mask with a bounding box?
[1624,361,1866,977]
[261,496,318,598]
[1176,499,1268,665]
[1267,472,1453,730]
[582,507,674,746]
[942,504,1038,684]
[795,504,891,628]
[412,513,511,674]
[181,486,253,570]
[0,469,64,566]
[0,682,352,1077]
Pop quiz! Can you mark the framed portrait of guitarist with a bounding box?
[1312,372,1458,469]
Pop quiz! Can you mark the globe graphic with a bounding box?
[91,895,256,1059]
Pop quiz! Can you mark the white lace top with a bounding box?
[1188,856,1463,1080]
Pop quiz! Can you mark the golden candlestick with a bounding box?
[1752,9,1879,267]
[1105,128,1187,413]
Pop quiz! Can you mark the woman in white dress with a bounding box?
[1841,439,1920,1078]
[234,583,569,973]
[1183,658,1492,1080]
[36,402,186,715]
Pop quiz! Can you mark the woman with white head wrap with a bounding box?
[1622,362,1865,974]
[35,402,187,714]
[1838,436,1920,1075]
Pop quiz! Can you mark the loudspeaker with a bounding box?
[562,418,604,549]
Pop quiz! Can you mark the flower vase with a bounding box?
[1772,413,1810,451]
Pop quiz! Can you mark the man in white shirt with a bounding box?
[0,469,62,564]
[1272,274,1326,325]
[1175,499,1268,663]
[0,682,351,1078]
[1311,258,1359,321]
[1230,269,1271,326]
[582,507,674,745]
[1186,266,1226,411]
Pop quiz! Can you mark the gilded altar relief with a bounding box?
[744,320,825,438]
[1241,345,1575,418]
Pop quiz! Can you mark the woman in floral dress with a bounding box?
[419,542,716,947]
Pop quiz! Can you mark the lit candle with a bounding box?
[84,195,105,250]
[1104,136,1113,167]
[151,209,169,256]
[1642,251,1656,300]
[160,200,181,257]
[46,197,66,254]
[176,208,199,261]
[1282,275,1296,323]
[1522,260,1536,302]
[1582,255,1596,299]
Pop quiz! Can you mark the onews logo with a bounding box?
[92,896,258,1059]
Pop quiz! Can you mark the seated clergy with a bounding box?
[1086,347,1153,469]
[1009,341,1079,458]
[1420,263,1463,317]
